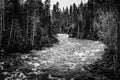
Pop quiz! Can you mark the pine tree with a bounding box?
[52,2,61,33]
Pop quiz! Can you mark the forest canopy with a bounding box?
[0,0,58,53]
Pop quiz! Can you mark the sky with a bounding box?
[42,0,88,10]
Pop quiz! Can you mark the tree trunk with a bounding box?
[31,12,36,47]
[26,11,29,47]
[0,0,5,49]
[32,21,35,47]
[0,9,2,48]
[7,20,14,48]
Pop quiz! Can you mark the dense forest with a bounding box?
[52,0,120,79]
[0,0,58,53]
[0,0,120,80]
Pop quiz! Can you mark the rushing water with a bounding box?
[22,34,106,79]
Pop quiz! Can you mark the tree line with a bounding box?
[0,0,58,53]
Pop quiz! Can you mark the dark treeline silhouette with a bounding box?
[52,0,120,79]
[0,0,58,53]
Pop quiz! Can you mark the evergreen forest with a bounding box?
[0,0,120,80]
